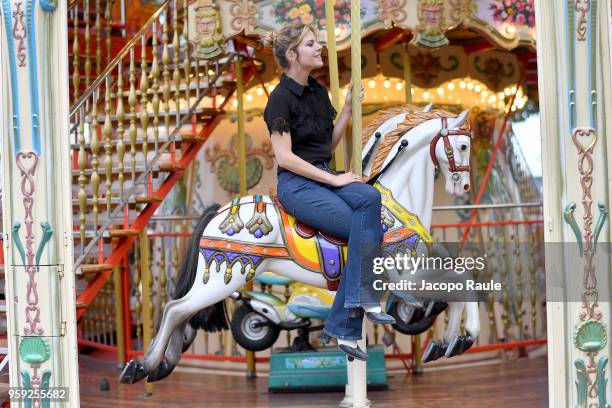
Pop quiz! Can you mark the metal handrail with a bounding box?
[432,202,543,211]
[69,0,171,116]
[73,56,236,270]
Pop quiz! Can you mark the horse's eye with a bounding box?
[460,144,468,152]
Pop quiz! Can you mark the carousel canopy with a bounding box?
[217,0,536,51]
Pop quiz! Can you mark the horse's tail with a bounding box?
[173,203,228,332]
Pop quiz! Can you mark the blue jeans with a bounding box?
[277,163,383,340]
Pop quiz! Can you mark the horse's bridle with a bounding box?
[429,117,471,182]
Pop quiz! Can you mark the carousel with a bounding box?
[0,0,610,407]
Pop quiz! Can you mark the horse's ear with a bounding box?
[423,103,433,112]
[455,109,470,127]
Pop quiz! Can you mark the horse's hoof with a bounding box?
[119,360,147,384]
[445,333,474,358]
[146,360,174,383]
[422,341,448,363]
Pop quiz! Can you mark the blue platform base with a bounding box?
[268,345,387,393]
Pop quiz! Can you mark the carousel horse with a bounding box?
[120,106,481,384]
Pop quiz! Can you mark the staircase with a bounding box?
[65,0,255,320]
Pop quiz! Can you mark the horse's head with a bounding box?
[430,110,471,196]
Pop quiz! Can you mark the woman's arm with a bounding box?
[271,131,360,187]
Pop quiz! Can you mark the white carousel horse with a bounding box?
[119,107,480,384]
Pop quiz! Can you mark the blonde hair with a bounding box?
[262,21,318,69]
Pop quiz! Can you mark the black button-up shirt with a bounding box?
[264,73,337,174]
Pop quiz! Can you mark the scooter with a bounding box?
[230,272,446,352]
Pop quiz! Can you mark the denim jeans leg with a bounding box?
[323,270,364,340]
[276,169,381,340]
[333,183,383,308]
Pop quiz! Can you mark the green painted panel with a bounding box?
[268,346,387,391]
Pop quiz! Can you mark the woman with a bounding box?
[262,22,395,361]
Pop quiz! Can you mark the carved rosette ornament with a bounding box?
[228,0,257,32]
[378,0,406,26]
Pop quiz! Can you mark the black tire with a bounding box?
[230,304,281,351]
[389,301,436,335]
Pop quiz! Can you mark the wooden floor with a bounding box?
[79,354,548,407]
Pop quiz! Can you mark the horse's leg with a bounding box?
[422,302,464,363]
[464,302,481,338]
[443,301,465,343]
[445,302,478,358]
[146,320,190,382]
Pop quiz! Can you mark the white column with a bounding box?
[0,1,80,406]
[535,0,612,407]
[340,318,369,408]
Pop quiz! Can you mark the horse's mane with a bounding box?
[362,107,460,176]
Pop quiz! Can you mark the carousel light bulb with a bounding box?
[467,82,474,90]
[482,90,488,98]
[232,100,238,108]
[511,86,517,93]
[384,80,391,88]
[507,25,517,34]
[459,81,466,89]
[504,87,512,96]
[208,69,215,75]
[396,82,403,91]
[474,84,481,92]
[411,88,415,95]
[447,82,455,90]
[269,85,275,92]
[369,79,376,88]
[423,91,430,100]
[246,94,253,102]
[489,95,497,103]
[497,92,505,99]
[256,88,264,96]
[436,87,444,95]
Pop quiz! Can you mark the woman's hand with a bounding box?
[344,80,364,111]
[330,171,364,187]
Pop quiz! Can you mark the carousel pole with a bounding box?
[235,54,257,377]
[348,1,369,407]
[140,228,154,395]
[0,1,80,404]
[402,42,412,104]
[324,0,346,170]
[402,43,423,375]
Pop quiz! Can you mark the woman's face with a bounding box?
[291,29,323,71]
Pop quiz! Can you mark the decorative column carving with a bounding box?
[0,0,80,405]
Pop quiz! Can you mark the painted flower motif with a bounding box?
[301,13,313,24]
[298,4,311,13]
[289,7,300,19]
[489,0,535,28]
[273,0,358,32]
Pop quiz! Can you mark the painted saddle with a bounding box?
[273,183,432,290]
[198,184,432,291]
